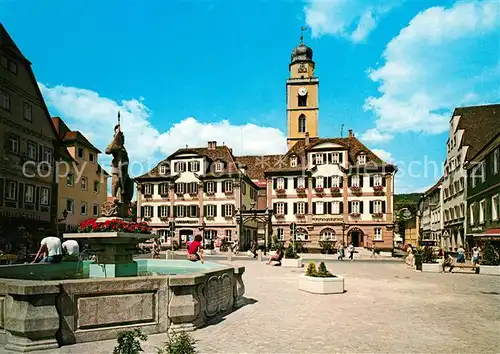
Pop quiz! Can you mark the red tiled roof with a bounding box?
[455,104,500,161]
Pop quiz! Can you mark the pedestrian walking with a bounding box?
[337,242,345,261]
[348,243,354,261]
[251,238,258,258]
[456,245,465,264]
[472,246,480,271]
[370,243,377,258]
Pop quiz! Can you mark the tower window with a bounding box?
[298,94,307,107]
[298,114,306,133]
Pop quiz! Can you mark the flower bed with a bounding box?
[299,262,344,294]
[77,218,152,234]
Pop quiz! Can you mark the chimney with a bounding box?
[305,132,310,145]
[348,129,353,138]
[208,141,217,150]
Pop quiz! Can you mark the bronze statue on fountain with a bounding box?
[100,112,134,219]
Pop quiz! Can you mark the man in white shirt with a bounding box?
[32,235,63,264]
[62,240,80,261]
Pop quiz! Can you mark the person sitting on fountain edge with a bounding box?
[187,234,204,263]
[62,239,80,261]
[32,233,63,264]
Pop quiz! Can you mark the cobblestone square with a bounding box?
[39,259,500,354]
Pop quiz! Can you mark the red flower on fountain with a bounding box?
[77,218,151,234]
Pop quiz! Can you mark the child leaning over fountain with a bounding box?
[187,234,204,263]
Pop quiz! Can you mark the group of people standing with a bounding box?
[336,242,355,261]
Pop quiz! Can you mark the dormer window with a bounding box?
[314,153,324,165]
[159,165,167,174]
[357,154,366,165]
[215,162,224,172]
[290,156,298,167]
[174,161,186,172]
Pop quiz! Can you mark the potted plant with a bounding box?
[275,188,286,195]
[349,212,361,218]
[275,214,285,219]
[314,186,324,193]
[156,330,197,354]
[372,212,383,218]
[298,261,344,294]
[113,329,147,354]
[479,241,500,275]
[206,191,215,196]
[373,185,384,191]
[350,186,362,193]
[296,187,306,194]
[420,246,440,272]
[281,245,302,267]
[295,213,305,219]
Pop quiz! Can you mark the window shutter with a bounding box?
[382,176,386,187]
[174,183,178,193]
[293,177,297,189]
[204,205,207,216]
[273,203,277,215]
[284,203,288,215]
[273,178,277,190]
[339,202,343,214]
[214,205,218,216]
[360,176,364,187]
[312,154,316,165]
[38,144,43,162]
[339,153,343,163]
[284,178,288,189]
[370,176,373,187]
[293,203,297,215]
[18,183,24,209]
[0,178,3,206]
[35,186,40,210]
[141,184,145,194]
[214,182,218,193]
[312,202,316,215]
[231,205,235,216]
[339,176,343,188]
[203,182,207,192]
[347,176,352,187]
[327,153,332,164]
[222,205,226,217]
[157,206,161,217]
[167,206,170,217]
[360,201,364,214]
[312,177,316,188]
[187,162,191,171]
[327,202,332,215]
[369,201,373,214]
[382,201,386,213]
[348,202,352,214]
[305,203,309,214]
[141,206,145,217]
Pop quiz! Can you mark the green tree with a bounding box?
[113,329,147,354]
[482,241,500,266]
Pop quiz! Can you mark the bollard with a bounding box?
[257,250,263,262]
[227,252,233,262]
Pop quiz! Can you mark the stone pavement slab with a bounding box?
[25,260,500,354]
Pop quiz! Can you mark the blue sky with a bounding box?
[1,0,498,193]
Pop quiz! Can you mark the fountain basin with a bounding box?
[0,260,245,352]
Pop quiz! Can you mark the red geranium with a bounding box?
[77,218,151,234]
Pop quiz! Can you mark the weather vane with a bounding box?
[300,26,308,43]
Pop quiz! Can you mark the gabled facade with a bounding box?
[418,177,443,245]
[464,105,500,246]
[135,141,260,248]
[0,24,61,245]
[264,132,396,251]
[52,117,109,231]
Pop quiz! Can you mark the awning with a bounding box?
[466,228,500,240]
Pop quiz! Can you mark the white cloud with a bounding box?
[360,128,393,143]
[304,0,400,42]
[364,0,500,137]
[371,148,394,163]
[39,83,287,176]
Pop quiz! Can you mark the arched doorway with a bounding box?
[348,228,364,247]
[295,228,308,241]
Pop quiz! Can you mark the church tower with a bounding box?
[286,34,319,150]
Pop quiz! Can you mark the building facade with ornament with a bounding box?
[136,36,396,251]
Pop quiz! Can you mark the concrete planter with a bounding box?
[479,265,500,276]
[282,257,302,268]
[422,263,441,273]
[298,274,344,294]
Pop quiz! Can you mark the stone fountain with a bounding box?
[0,117,246,352]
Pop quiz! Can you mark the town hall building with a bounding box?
[135,36,396,252]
